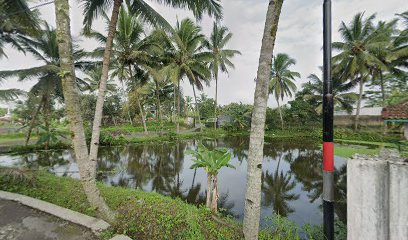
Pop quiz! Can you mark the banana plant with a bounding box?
[186,144,234,212]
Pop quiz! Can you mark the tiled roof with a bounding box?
[382,100,408,119]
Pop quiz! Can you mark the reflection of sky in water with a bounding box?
[0,138,347,228]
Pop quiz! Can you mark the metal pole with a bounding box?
[323,0,334,240]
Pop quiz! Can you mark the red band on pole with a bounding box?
[323,142,334,172]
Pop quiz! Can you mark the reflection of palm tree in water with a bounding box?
[290,149,347,223]
[262,154,300,217]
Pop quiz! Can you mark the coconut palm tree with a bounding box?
[303,73,358,114]
[269,53,300,129]
[367,19,408,107]
[54,0,115,221]
[80,0,222,184]
[0,24,90,147]
[0,0,41,57]
[186,144,234,212]
[161,19,212,132]
[243,1,284,238]
[205,23,241,128]
[332,12,387,130]
[87,7,163,133]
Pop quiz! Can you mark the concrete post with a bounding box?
[347,152,408,240]
[347,158,389,240]
[404,122,407,140]
[389,161,408,239]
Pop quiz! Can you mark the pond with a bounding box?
[0,137,347,227]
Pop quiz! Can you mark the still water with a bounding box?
[0,137,347,227]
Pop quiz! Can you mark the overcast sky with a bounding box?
[0,0,405,108]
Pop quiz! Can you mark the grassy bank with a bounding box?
[1,125,403,157]
[0,171,242,240]
[0,170,335,240]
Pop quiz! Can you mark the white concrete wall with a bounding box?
[347,153,408,240]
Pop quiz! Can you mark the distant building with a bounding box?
[382,100,408,140]
[0,108,12,123]
[334,107,383,127]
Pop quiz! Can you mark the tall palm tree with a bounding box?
[303,73,358,114]
[269,53,300,129]
[80,0,223,180]
[243,1,284,238]
[332,13,387,130]
[0,24,89,147]
[205,23,241,128]
[368,19,407,107]
[87,7,162,133]
[161,19,212,132]
[54,0,115,221]
[0,0,40,57]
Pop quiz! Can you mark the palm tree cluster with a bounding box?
[0,0,240,219]
[268,11,408,130]
[332,12,408,129]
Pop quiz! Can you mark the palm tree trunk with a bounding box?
[192,84,201,127]
[121,79,133,126]
[354,78,364,130]
[154,80,162,120]
[89,0,122,177]
[172,85,176,123]
[177,79,181,133]
[154,80,163,134]
[380,71,385,107]
[214,77,218,129]
[129,65,148,135]
[206,174,212,208]
[54,0,115,222]
[277,99,283,130]
[243,0,284,239]
[43,93,50,150]
[211,175,218,212]
[25,96,43,146]
[137,96,148,134]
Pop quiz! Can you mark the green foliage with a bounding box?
[36,125,66,145]
[220,103,252,131]
[259,215,300,240]
[334,128,401,142]
[334,221,347,240]
[398,140,408,157]
[198,94,216,120]
[100,132,128,146]
[186,144,234,175]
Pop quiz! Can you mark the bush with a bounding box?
[0,168,38,188]
[334,128,401,142]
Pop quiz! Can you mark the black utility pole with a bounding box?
[322,0,334,240]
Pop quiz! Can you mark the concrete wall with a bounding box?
[347,151,408,240]
[334,115,383,127]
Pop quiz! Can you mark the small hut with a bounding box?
[382,100,408,140]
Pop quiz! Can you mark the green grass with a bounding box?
[334,145,380,158]
[334,139,398,148]
[0,171,242,240]
[0,170,332,240]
